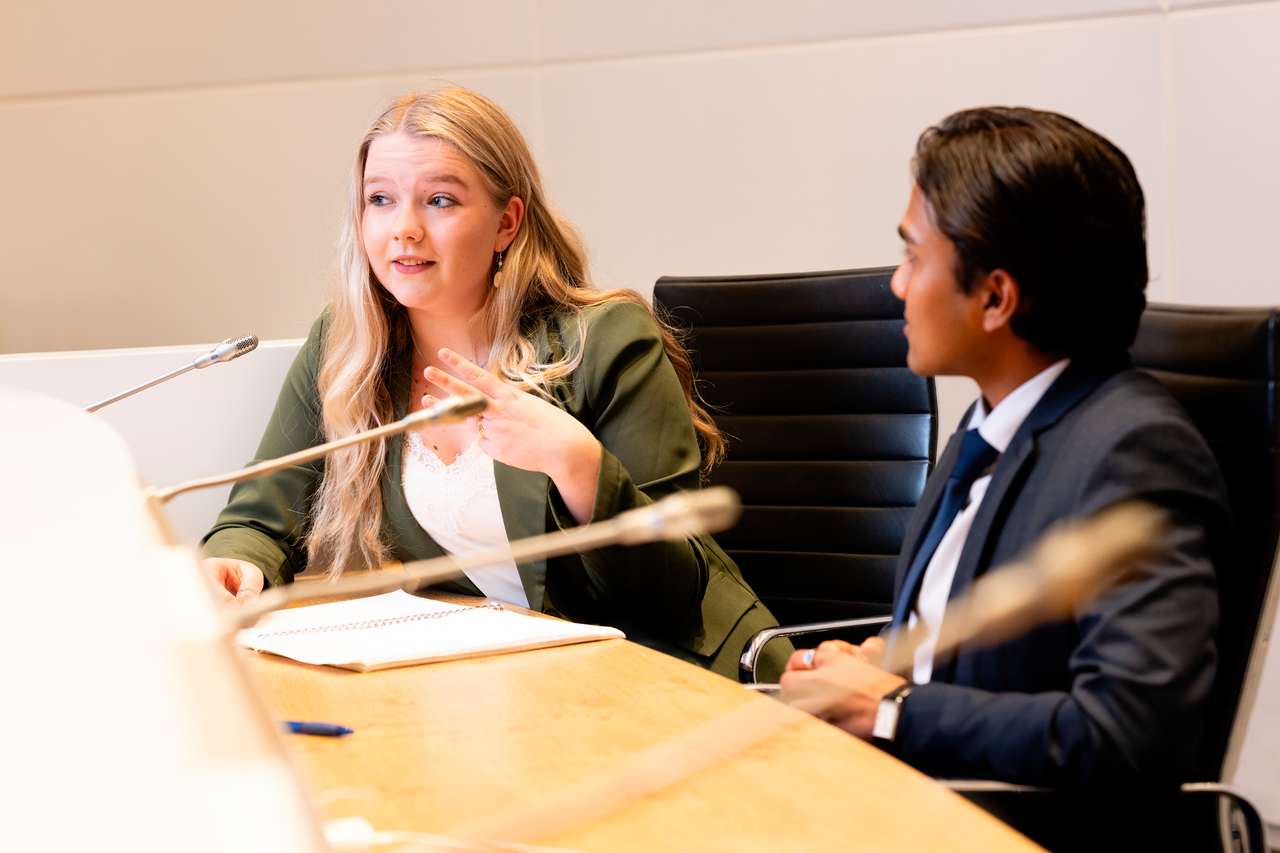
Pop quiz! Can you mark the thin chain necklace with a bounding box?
[409,333,483,369]
[410,335,430,367]
[409,331,481,455]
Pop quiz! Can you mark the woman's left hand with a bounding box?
[425,348,602,524]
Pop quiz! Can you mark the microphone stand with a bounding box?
[135,392,488,548]
[84,334,259,413]
[150,393,487,503]
[140,387,742,636]
[233,487,742,630]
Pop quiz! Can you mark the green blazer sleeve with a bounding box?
[201,314,328,587]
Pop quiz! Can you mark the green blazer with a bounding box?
[204,301,791,680]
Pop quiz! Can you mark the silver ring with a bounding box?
[802,648,816,667]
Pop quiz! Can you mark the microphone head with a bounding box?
[194,333,259,368]
[221,334,259,361]
[614,486,743,545]
[404,393,488,428]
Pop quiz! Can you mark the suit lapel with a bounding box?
[493,462,550,612]
[931,355,1127,678]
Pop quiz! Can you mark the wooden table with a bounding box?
[246,595,1043,852]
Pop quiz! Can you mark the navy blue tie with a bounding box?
[891,428,999,629]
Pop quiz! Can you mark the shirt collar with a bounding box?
[966,358,1071,454]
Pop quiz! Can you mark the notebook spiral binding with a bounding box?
[253,601,506,640]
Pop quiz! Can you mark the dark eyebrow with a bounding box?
[362,173,469,188]
[898,224,916,244]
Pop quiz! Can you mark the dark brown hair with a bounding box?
[913,107,1148,357]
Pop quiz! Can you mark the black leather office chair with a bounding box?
[652,267,936,665]
[952,303,1279,853]
[1131,304,1280,783]
[661,275,1278,850]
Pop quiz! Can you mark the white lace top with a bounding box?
[401,431,528,608]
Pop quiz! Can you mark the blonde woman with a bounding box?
[201,86,790,680]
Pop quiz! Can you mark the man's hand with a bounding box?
[780,637,907,739]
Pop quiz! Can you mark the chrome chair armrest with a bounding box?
[944,780,1267,853]
[738,615,892,683]
[939,780,1052,793]
[1181,783,1268,853]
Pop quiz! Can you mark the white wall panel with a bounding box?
[539,0,1158,61]
[539,17,1171,303]
[0,72,540,354]
[1169,3,1280,305]
[0,0,535,99]
[0,339,302,545]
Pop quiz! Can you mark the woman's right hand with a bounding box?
[201,558,264,607]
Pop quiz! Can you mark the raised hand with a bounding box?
[424,348,602,525]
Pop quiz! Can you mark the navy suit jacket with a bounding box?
[893,356,1229,788]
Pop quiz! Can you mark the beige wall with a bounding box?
[2,1,1277,358]
[4,0,1280,829]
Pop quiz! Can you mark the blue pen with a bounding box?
[283,721,354,737]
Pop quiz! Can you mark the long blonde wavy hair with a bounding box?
[308,85,723,576]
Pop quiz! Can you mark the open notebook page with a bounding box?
[238,590,625,672]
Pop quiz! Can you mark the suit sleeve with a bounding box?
[200,315,328,586]
[544,301,719,635]
[893,417,1224,787]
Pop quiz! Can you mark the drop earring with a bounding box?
[496,250,505,272]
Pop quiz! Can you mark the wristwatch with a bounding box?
[872,683,914,744]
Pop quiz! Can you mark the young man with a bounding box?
[780,108,1229,788]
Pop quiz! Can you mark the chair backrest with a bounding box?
[653,267,936,627]
[1129,303,1280,780]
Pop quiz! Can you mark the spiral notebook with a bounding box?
[238,590,626,672]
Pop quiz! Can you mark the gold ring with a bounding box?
[478,418,486,439]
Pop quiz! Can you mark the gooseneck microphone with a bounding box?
[780,501,1167,716]
[139,387,740,633]
[150,392,488,504]
[233,486,743,630]
[84,334,260,413]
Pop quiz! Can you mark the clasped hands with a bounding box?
[780,637,908,740]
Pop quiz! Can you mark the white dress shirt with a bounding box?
[909,359,1070,683]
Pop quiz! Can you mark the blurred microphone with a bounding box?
[150,392,487,504]
[234,486,743,629]
[780,501,1167,717]
[84,334,260,413]
[884,500,1166,675]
